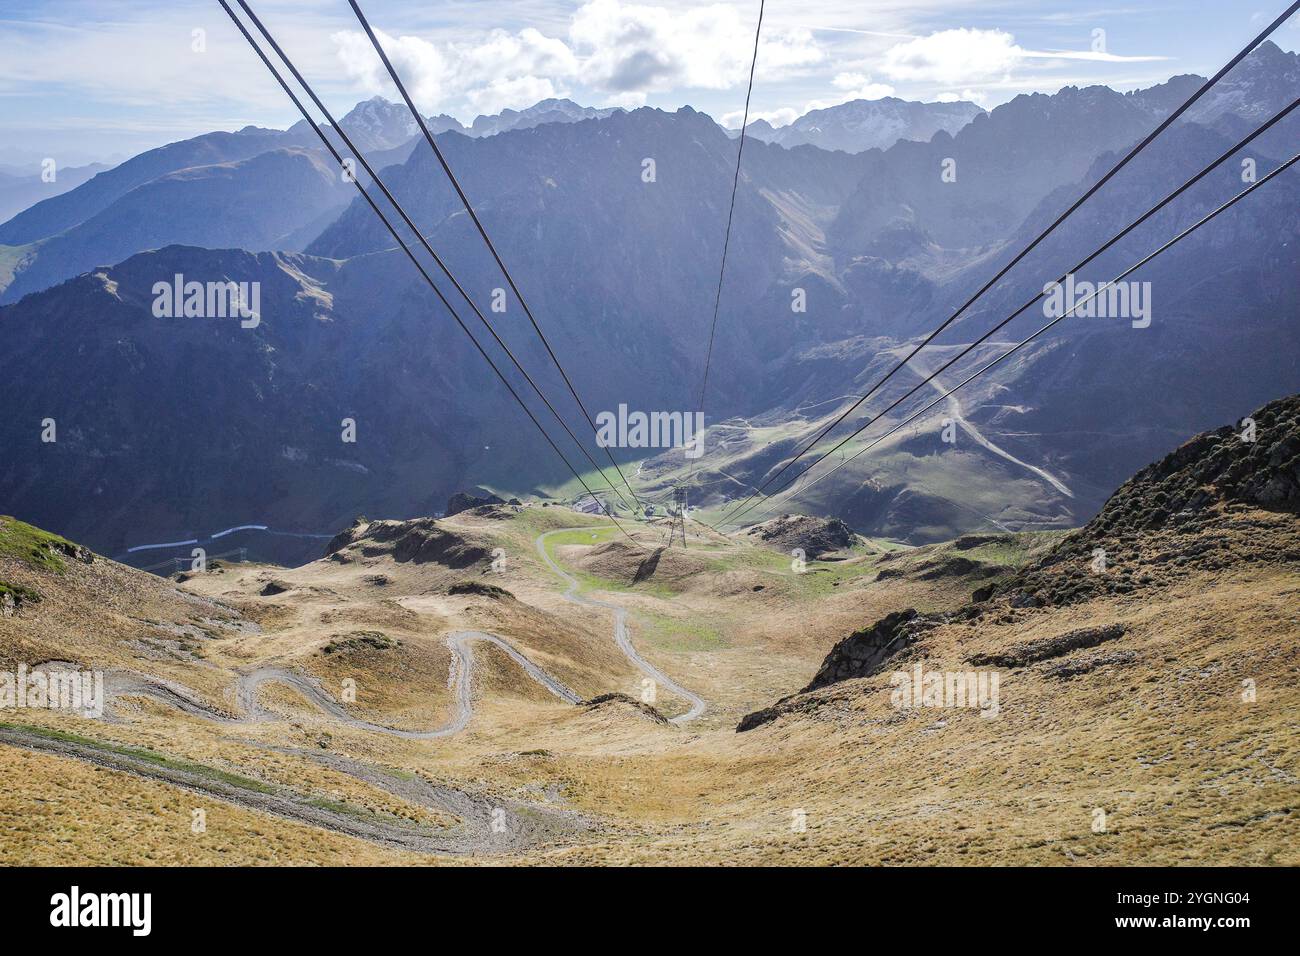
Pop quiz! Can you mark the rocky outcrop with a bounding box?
[326,517,489,569]
[446,491,505,517]
[966,624,1125,668]
[744,514,861,559]
[582,693,671,725]
[322,631,400,655]
[448,580,513,599]
[981,393,1300,611]
[738,609,939,732]
[1042,649,1137,680]
[916,555,1007,581]
[324,516,370,558]
[0,583,41,617]
[803,610,936,693]
[1084,393,1300,528]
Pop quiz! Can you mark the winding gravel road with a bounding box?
[0,527,700,854]
[234,630,580,738]
[1,633,587,855]
[92,630,580,738]
[536,528,706,724]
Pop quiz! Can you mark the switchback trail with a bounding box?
[536,528,706,724]
[0,531,695,855]
[87,630,580,739]
[0,634,587,855]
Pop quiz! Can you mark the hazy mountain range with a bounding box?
[741,97,983,153]
[2,42,1297,563]
[0,161,113,225]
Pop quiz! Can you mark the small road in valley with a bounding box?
[536,528,706,724]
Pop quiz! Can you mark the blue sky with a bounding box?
[1,0,1298,166]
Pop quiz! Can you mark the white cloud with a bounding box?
[881,28,1020,84]
[333,25,578,116]
[879,27,1167,86]
[0,0,1183,159]
[332,1,822,119]
[459,27,580,85]
[834,78,897,100]
[831,72,870,90]
[465,76,564,115]
[570,0,822,94]
[333,30,444,104]
[936,88,989,106]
